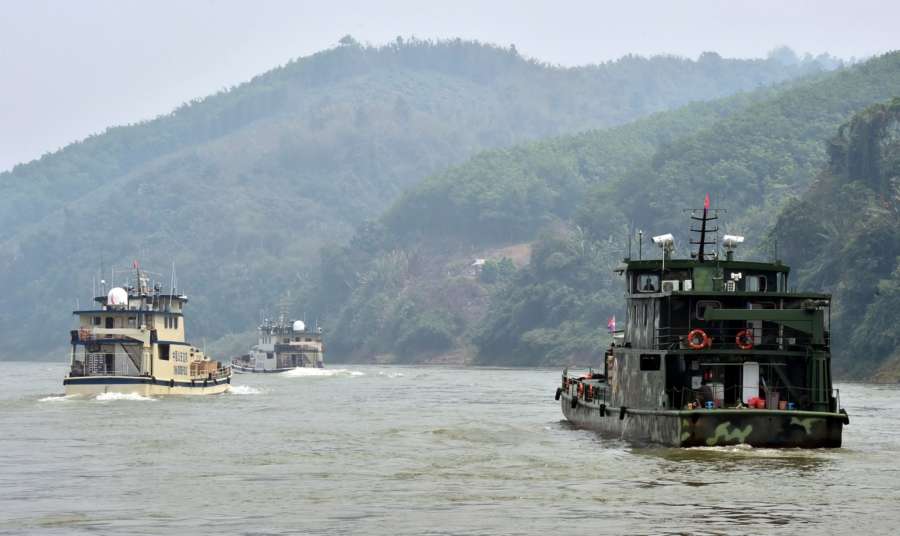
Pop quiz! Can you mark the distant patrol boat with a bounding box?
[64,263,232,395]
[558,197,849,447]
[231,315,324,373]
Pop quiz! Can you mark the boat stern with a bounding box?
[675,409,847,448]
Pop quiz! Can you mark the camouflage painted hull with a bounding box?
[561,392,846,448]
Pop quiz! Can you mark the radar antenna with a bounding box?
[685,194,725,262]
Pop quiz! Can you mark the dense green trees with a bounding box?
[319,51,900,373]
[3,39,823,360]
[773,98,900,378]
[472,230,621,365]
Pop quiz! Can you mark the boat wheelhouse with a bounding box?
[232,316,324,373]
[559,202,848,447]
[64,265,232,395]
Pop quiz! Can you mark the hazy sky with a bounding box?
[1,0,896,172]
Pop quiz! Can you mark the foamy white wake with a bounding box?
[227,385,262,395]
[687,444,754,453]
[282,367,364,378]
[686,444,803,457]
[39,395,79,403]
[94,392,156,402]
[377,371,405,378]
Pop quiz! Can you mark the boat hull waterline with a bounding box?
[561,392,846,448]
[231,363,299,374]
[64,375,231,396]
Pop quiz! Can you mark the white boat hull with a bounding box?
[231,363,323,373]
[64,375,231,396]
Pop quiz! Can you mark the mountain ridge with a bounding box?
[0,38,832,360]
[315,51,900,375]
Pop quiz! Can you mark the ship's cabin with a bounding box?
[68,269,227,381]
[249,318,324,369]
[605,226,837,414]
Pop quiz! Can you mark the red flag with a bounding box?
[704,193,710,210]
[607,316,616,332]
[132,260,139,269]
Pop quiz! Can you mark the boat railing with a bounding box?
[654,326,815,351]
[70,350,142,377]
[665,384,841,412]
[562,376,610,404]
[562,375,841,414]
[189,364,232,381]
[71,328,145,343]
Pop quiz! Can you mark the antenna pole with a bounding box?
[698,207,708,263]
[638,230,643,260]
[627,223,633,260]
[168,262,175,311]
[689,194,720,262]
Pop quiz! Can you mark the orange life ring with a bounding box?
[735,330,754,350]
[687,329,711,350]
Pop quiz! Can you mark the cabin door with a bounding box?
[742,361,760,403]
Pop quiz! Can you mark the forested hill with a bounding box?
[773,99,900,380]
[319,51,900,374]
[0,38,825,360]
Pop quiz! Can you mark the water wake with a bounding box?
[94,392,156,402]
[282,367,364,378]
[684,444,816,458]
[228,385,262,395]
[38,394,79,403]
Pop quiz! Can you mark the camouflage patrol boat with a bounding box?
[557,198,849,447]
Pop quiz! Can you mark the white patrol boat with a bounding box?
[231,315,324,373]
[64,263,232,396]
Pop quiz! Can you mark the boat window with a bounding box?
[696,300,721,321]
[637,274,659,293]
[105,317,114,329]
[93,316,101,326]
[174,316,179,330]
[159,344,170,360]
[128,316,136,328]
[746,275,767,292]
[640,354,661,371]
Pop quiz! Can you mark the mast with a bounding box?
[689,194,722,262]
[133,259,141,294]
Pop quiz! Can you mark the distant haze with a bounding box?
[1,0,895,172]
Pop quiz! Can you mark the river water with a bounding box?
[1,362,898,535]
